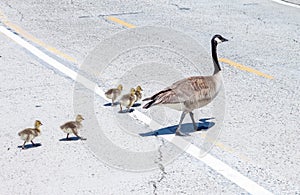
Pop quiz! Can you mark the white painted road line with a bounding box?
[270,0,300,8]
[0,25,273,195]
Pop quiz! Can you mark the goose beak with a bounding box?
[222,37,228,42]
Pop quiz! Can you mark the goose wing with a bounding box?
[18,128,39,137]
[60,121,77,129]
[143,76,213,108]
[18,128,33,136]
[105,88,114,95]
[120,94,136,105]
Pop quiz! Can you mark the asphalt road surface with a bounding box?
[0,0,299,194]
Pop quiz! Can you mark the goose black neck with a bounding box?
[211,40,221,75]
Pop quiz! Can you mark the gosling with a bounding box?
[119,88,136,112]
[18,120,42,149]
[105,84,123,106]
[135,85,143,102]
[60,114,86,140]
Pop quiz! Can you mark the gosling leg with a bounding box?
[72,130,86,140]
[112,98,115,106]
[22,141,26,149]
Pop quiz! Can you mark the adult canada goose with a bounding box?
[105,84,123,106]
[18,120,42,149]
[143,34,228,136]
[60,114,86,140]
[135,85,143,102]
[119,88,136,112]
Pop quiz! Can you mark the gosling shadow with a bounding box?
[103,102,119,107]
[59,137,81,141]
[140,118,215,137]
[132,103,141,107]
[118,108,134,113]
[18,143,42,149]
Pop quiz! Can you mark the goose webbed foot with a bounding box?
[175,129,190,136]
[193,125,198,131]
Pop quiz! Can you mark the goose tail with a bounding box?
[143,89,172,109]
[143,100,156,109]
[142,97,152,101]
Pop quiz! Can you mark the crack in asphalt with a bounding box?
[281,0,300,6]
[243,3,259,6]
[17,10,24,22]
[98,11,143,17]
[170,3,191,11]
[150,137,167,195]
[79,11,143,19]
[4,2,24,22]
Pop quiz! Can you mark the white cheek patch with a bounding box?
[215,37,222,43]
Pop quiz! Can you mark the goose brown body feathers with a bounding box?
[143,73,222,112]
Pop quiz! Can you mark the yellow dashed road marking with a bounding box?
[107,17,274,80]
[107,16,136,28]
[0,10,78,64]
[219,58,274,79]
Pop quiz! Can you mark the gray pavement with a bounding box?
[0,0,299,194]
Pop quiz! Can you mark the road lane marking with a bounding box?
[0,10,78,64]
[107,16,136,28]
[270,0,300,8]
[0,25,273,195]
[106,17,274,80]
[219,58,274,79]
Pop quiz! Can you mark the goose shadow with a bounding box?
[59,137,81,141]
[140,118,215,137]
[17,143,42,149]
